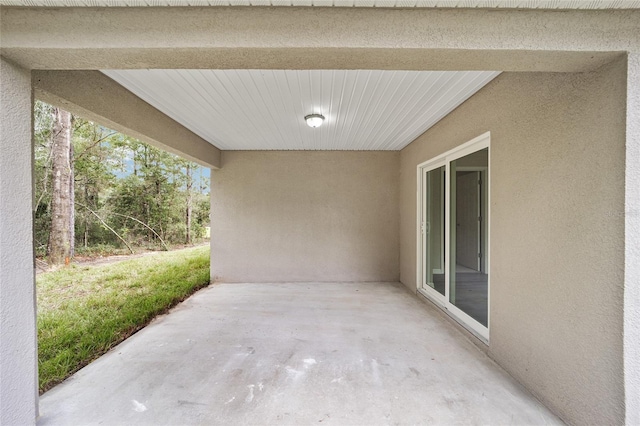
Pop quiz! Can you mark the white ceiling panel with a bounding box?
[3,0,639,6]
[103,69,499,151]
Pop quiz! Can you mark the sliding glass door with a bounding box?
[422,165,446,298]
[418,133,490,341]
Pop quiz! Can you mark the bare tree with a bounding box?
[185,163,193,244]
[47,108,74,265]
[69,142,75,258]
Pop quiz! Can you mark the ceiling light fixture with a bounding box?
[305,114,325,128]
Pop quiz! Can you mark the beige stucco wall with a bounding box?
[400,60,626,425]
[1,8,634,72]
[626,53,640,426]
[211,151,399,283]
[0,57,38,425]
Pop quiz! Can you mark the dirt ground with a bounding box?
[36,242,209,274]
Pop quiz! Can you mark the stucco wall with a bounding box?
[1,8,635,72]
[0,58,38,425]
[626,53,640,426]
[211,151,399,283]
[399,60,626,425]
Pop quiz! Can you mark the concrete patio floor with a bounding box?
[38,282,562,425]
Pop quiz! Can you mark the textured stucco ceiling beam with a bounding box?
[1,7,636,72]
[2,48,624,73]
[32,70,221,169]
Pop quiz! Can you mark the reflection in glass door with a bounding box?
[450,149,488,327]
[422,166,445,296]
[418,133,490,341]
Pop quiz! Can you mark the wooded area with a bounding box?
[34,101,211,265]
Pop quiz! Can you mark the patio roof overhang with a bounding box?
[33,70,222,168]
[2,0,639,8]
[4,6,629,155]
[100,69,501,151]
[1,5,640,426]
[0,7,632,72]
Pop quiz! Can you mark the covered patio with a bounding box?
[1,4,640,426]
[38,282,560,425]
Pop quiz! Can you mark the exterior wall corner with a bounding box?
[0,56,38,426]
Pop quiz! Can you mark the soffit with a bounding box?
[103,69,499,151]
[2,0,639,7]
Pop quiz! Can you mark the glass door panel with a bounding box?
[449,148,488,327]
[423,166,445,296]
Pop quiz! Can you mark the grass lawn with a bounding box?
[37,245,210,393]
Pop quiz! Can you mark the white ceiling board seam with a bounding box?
[373,71,444,150]
[207,71,255,150]
[350,70,382,150]
[397,72,500,147]
[389,72,469,148]
[388,73,474,149]
[380,73,440,149]
[358,70,398,150]
[365,73,409,149]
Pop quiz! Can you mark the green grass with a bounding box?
[37,245,210,393]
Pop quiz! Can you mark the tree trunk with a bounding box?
[84,219,88,248]
[84,186,89,248]
[185,163,192,245]
[69,141,75,258]
[47,108,74,265]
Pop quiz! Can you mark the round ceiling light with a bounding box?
[305,114,325,128]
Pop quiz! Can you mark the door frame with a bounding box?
[454,168,481,272]
[416,131,491,343]
[456,166,488,273]
[419,159,448,306]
